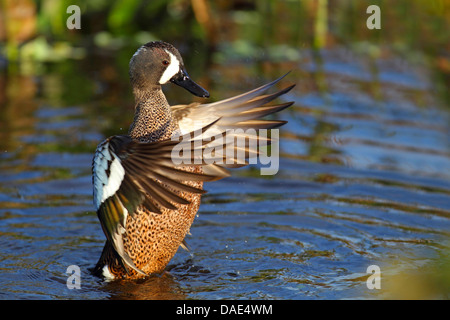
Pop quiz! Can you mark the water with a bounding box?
[0,45,449,300]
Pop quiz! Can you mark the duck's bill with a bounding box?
[171,70,210,98]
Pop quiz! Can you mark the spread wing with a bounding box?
[92,74,295,275]
[171,72,295,138]
[92,122,228,275]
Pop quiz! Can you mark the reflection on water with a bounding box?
[0,41,449,299]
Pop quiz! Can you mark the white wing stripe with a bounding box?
[102,157,125,202]
[93,141,126,209]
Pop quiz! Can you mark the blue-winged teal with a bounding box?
[92,41,295,279]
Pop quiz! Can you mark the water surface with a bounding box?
[0,45,449,299]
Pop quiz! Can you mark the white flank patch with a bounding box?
[102,265,115,280]
[159,50,180,84]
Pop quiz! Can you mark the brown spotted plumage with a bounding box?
[92,41,295,279]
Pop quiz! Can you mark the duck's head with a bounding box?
[129,41,209,98]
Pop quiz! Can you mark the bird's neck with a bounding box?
[128,87,178,142]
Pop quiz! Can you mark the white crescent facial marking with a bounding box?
[159,50,180,85]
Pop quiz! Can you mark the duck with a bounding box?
[91,41,295,279]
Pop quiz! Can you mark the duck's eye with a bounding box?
[162,60,169,66]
